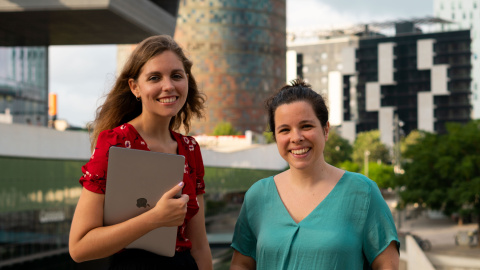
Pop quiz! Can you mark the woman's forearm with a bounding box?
[69,206,159,262]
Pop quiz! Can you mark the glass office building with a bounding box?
[0,46,48,126]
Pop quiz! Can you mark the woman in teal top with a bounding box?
[230,79,399,270]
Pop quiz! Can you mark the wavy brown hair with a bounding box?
[89,35,205,151]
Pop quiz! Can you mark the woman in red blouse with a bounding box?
[69,35,212,269]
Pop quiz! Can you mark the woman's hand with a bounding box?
[150,182,189,227]
[69,182,189,263]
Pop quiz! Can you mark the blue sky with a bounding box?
[49,0,433,127]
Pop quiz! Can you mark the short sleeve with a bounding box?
[79,129,121,194]
[191,137,205,195]
[362,181,399,264]
[231,190,257,260]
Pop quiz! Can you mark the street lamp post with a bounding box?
[364,150,370,177]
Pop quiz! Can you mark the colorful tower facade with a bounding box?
[175,0,286,134]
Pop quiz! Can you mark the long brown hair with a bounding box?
[89,35,205,151]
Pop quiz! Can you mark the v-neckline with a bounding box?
[271,171,347,225]
[126,123,180,155]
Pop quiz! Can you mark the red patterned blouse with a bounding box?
[79,123,206,252]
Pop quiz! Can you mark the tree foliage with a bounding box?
[212,121,241,136]
[400,130,422,157]
[338,160,360,173]
[263,131,275,144]
[352,130,391,167]
[397,120,480,232]
[363,162,395,189]
[324,128,353,166]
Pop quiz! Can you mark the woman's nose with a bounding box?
[162,78,175,91]
[291,130,304,143]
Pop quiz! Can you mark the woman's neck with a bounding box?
[129,114,174,145]
[288,161,332,188]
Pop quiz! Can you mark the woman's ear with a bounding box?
[128,78,139,98]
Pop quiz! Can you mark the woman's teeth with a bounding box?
[158,97,176,103]
[291,148,309,155]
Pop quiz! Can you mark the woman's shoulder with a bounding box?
[171,131,199,146]
[245,176,274,197]
[97,123,143,149]
[98,123,134,137]
[341,171,379,192]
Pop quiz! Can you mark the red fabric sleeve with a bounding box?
[190,137,206,195]
[79,129,122,194]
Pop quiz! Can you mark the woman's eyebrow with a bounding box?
[145,69,185,76]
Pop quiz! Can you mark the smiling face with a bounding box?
[274,101,329,171]
[128,50,188,120]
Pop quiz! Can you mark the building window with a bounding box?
[475,2,477,9]
[452,13,455,19]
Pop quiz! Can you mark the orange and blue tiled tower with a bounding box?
[175,0,286,135]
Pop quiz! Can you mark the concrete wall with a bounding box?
[341,121,356,144]
[286,50,298,83]
[0,123,286,170]
[366,82,380,112]
[431,64,449,95]
[417,92,434,132]
[379,107,394,148]
[0,123,91,160]
[401,235,436,270]
[201,144,286,171]
[342,46,356,75]
[328,71,343,126]
[417,39,434,70]
[378,42,395,85]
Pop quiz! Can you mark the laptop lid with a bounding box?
[104,146,185,257]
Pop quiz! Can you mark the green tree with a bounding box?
[263,131,275,144]
[324,128,353,166]
[338,160,360,172]
[397,120,480,244]
[352,130,391,167]
[212,121,241,136]
[362,162,395,189]
[400,130,422,157]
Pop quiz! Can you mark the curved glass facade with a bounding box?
[175,0,286,134]
[0,46,48,126]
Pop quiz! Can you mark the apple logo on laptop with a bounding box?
[136,198,150,208]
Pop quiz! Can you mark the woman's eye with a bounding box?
[172,74,184,80]
[148,75,160,81]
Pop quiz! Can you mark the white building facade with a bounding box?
[434,0,480,119]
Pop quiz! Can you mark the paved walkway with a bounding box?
[398,213,480,260]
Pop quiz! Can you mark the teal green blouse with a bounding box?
[231,171,399,269]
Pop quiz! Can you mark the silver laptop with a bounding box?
[104,146,185,257]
